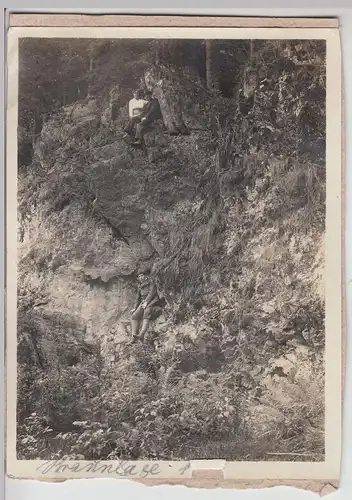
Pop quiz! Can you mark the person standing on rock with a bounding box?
[129,271,163,344]
[124,89,149,137]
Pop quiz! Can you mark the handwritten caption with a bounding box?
[36,459,191,478]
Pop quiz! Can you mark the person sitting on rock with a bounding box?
[124,89,149,137]
[130,91,162,146]
[129,271,162,343]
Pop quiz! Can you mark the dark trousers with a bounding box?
[126,116,141,135]
[135,120,160,141]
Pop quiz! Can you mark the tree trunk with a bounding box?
[250,39,254,62]
[154,41,161,65]
[87,54,94,97]
[144,68,189,135]
[243,41,258,99]
[205,40,219,91]
[87,41,99,97]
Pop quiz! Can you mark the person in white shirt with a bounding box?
[124,89,149,136]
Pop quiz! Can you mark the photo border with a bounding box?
[5,20,343,490]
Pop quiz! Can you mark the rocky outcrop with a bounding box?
[17,53,325,460]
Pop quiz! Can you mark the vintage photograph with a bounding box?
[14,34,328,465]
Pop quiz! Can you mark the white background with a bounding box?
[1,3,352,500]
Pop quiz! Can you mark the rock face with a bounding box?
[17,54,326,461]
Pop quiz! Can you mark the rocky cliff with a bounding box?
[17,47,326,461]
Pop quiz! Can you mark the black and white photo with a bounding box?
[5,23,342,482]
